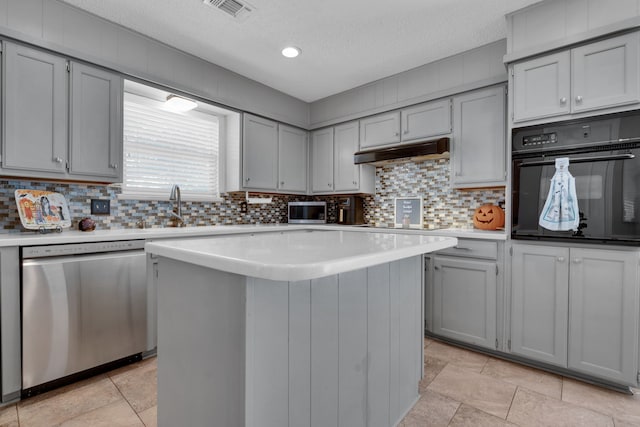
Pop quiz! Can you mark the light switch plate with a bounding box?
[91,199,110,215]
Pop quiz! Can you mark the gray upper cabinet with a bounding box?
[400,99,451,142]
[311,123,374,195]
[512,32,640,123]
[2,42,68,176]
[277,125,308,193]
[311,128,334,193]
[69,62,123,181]
[568,248,639,385]
[2,42,123,183]
[333,122,360,192]
[510,244,569,367]
[571,33,639,113]
[451,85,506,188]
[242,113,278,190]
[512,51,571,122]
[359,111,400,149]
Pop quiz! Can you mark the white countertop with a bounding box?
[0,224,505,247]
[146,229,458,281]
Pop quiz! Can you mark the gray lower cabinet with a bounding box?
[2,42,123,183]
[426,239,500,351]
[451,85,506,188]
[510,243,640,386]
[243,113,279,190]
[567,248,639,384]
[510,244,569,367]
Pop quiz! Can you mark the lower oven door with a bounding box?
[22,250,147,389]
[512,149,640,244]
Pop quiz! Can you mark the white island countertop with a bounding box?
[146,229,457,281]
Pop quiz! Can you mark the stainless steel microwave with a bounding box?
[288,201,327,224]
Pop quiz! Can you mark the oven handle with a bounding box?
[519,153,635,167]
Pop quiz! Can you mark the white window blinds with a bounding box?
[122,93,220,201]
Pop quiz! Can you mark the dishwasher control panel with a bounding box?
[22,240,146,258]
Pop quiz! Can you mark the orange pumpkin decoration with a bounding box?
[473,204,505,230]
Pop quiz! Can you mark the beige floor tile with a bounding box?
[562,378,640,425]
[138,405,157,427]
[109,357,157,413]
[427,364,516,419]
[424,340,489,373]
[17,375,122,427]
[57,400,144,427]
[448,404,518,427]
[0,404,18,427]
[507,387,614,427]
[419,355,448,392]
[401,389,460,427]
[424,337,435,347]
[481,357,562,399]
[614,419,640,427]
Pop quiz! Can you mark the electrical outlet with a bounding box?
[91,199,110,215]
[240,201,248,213]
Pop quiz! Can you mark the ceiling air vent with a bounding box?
[203,0,255,21]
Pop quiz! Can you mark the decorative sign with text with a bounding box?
[394,197,423,228]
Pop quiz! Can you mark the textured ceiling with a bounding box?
[59,0,543,102]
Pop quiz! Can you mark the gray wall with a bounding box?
[0,0,310,128]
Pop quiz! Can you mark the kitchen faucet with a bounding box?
[169,184,185,227]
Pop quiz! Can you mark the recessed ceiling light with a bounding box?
[165,94,198,112]
[281,46,301,58]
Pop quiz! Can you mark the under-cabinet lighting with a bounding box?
[281,46,301,58]
[165,94,198,112]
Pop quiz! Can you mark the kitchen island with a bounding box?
[145,229,457,427]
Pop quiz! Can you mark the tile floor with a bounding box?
[2,338,640,426]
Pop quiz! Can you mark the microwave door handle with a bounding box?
[519,153,635,167]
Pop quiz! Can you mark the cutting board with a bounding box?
[15,190,71,230]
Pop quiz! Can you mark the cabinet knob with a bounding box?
[575,95,583,103]
[573,258,582,264]
[395,132,400,137]
[109,163,118,169]
[280,181,284,185]
[557,256,565,262]
[560,97,567,105]
[353,181,357,185]
[434,265,440,270]
[246,177,250,182]
[403,130,409,134]
[328,183,332,188]
[54,156,63,164]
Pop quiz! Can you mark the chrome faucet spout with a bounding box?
[169,185,185,226]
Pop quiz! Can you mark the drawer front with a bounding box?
[435,239,497,259]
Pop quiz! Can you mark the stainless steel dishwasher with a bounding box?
[21,240,147,395]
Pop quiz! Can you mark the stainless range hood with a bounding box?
[354,137,450,165]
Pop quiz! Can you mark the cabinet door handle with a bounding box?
[572,258,582,264]
[434,265,440,270]
[54,156,63,164]
[328,183,332,188]
[280,181,284,185]
[560,97,567,105]
[557,256,565,262]
[453,246,472,251]
[575,95,583,103]
[403,130,409,134]
[109,163,118,169]
[246,177,250,182]
[395,132,399,137]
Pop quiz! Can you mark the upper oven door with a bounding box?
[512,148,640,244]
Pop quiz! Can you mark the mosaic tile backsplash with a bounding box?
[0,159,504,231]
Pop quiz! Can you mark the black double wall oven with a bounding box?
[512,111,640,245]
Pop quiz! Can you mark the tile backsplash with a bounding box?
[0,159,504,231]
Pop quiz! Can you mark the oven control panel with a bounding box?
[22,240,146,258]
[522,132,557,147]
